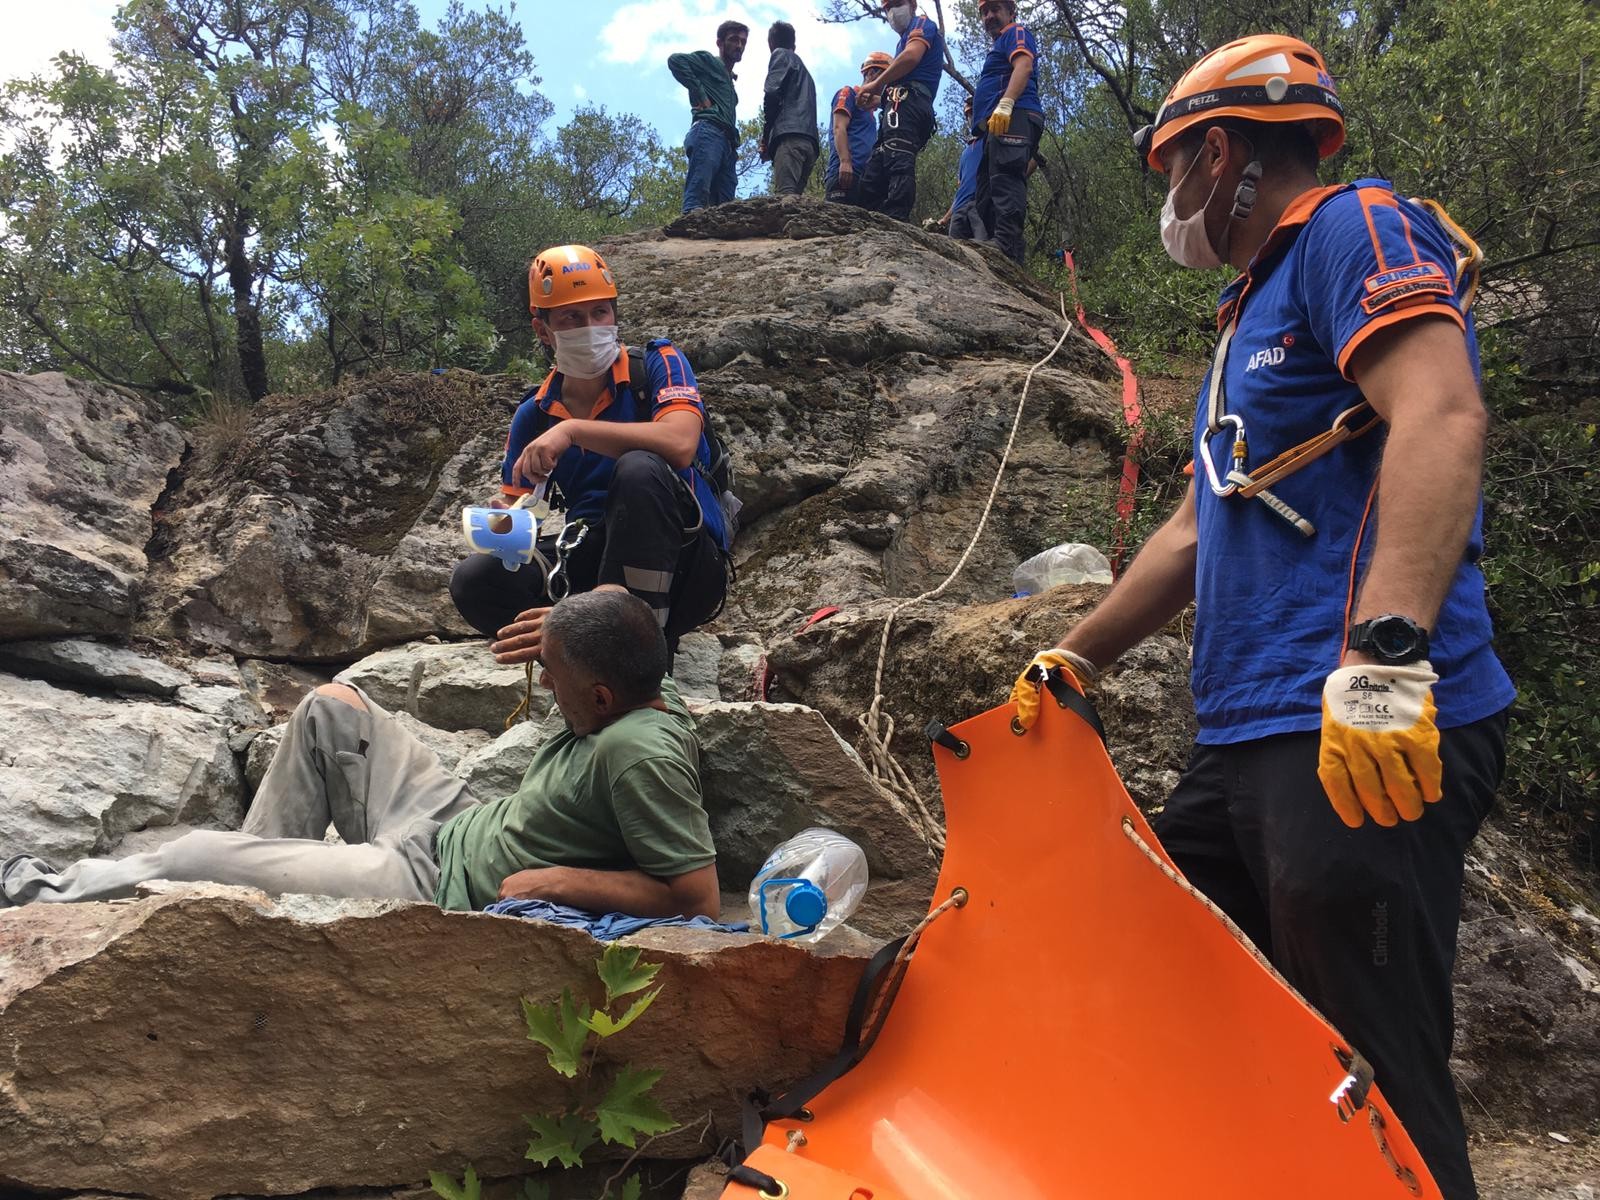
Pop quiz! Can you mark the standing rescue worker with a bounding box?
[761,21,819,196]
[669,22,747,213]
[971,0,1043,263]
[1014,36,1512,1200]
[826,52,889,204]
[450,244,730,655]
[853,0,944,220]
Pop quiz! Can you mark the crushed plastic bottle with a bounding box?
[1012,543,1114,595]
[748,828,869,943]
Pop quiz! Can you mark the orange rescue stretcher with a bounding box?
[724,676,1438,1199]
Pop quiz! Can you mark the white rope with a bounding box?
[856,296,1075,850]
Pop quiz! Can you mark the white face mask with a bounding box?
[1159,152,1225,270]
[886,3,912,34]
[551,323,619,379]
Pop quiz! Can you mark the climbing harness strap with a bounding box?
[883,85,906,129]
[1200,191,1482,538]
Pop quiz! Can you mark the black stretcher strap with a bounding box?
[1044,671,1107,745]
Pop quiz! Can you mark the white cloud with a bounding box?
[600,0,868,75]
[573,83,588,100]
[0,2,119,84]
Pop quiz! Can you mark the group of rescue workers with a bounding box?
[669,0,1044,263]
[0,17,1513,1200]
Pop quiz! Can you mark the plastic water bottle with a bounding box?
[748,828,869,943]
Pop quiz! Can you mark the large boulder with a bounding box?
[0,371,186,640]
[0,884,873,1200]
[0,673,246,863]
[335,638,547,733]
[764,587,1195,815]
[599,199,1129,636]
[137,373,525,660]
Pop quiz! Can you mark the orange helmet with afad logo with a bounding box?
[527,244,619,314]
[860,50,891,76]
[1136,34,1344,171]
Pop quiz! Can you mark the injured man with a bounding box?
[1,591,720,918]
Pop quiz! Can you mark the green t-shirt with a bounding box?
[432,680,715,912]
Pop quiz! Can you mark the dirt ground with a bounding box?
[1474,1132,1599,1198]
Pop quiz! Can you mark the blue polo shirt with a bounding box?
[501,339,729,552]
[897,13,944,97]
[972,23,1041,129]
[826,85,876,187]
[1190,179,1514,744]
[952,136,983,211]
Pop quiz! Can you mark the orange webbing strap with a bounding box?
[1233,402,1383,499]
[1062,249,1142,576]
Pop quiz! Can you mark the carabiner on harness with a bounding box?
[547,518,590,602]
[884,85,906,130]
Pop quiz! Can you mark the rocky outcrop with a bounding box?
[765,587,1195,814]
[0,371,186,640]
[604,199,1127,636]
[137,374,522,660]
[334,638,547,733]
[0,673,247,864]
[0,884,872,1200]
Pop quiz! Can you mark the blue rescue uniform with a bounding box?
[1191,180,1514,742]
[501,340,729,554]
[825,85,876,193]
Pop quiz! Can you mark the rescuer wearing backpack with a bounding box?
[449,244,734,664]
[1013,35,1512,1199]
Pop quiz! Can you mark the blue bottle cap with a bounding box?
[784,882,827,930]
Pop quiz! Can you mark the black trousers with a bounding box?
[450,450,728,649]
[1153,711,1508,1200]
[856,86,934,222]
[975,108,1041,264]
[947,201,985,241]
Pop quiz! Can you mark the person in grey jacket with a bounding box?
[760,22,819,195]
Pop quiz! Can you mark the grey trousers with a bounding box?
[770,136,817,196]
[1,688,479,906]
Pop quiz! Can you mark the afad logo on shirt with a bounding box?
[1244,333,1295,372]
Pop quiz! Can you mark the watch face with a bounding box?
[1372,618,1420,660]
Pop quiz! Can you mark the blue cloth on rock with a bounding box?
[484,897,749,941]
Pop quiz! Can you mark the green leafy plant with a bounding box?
[431,944,677,1200]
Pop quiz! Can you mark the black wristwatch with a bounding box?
[1346,615,1430,665]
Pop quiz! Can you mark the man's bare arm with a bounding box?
[498,863,721,920]
[1343,314,1487,648]
[1056,482,1198,668]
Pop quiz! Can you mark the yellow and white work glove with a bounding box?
[1317,662,1443,828]
[987,97,1015,136]
[1009,649,1092,733]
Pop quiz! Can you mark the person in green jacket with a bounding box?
[669,21,748,212]
[1,591,721,920]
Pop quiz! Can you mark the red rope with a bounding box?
[1062,250,1143,576]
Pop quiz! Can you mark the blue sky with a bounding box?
[2,1,902,143]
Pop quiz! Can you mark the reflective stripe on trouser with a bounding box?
[976,108,1042,264]
[1152,710,1507,1200]
[448,450,727,644]
[856,87,934,222]
[0,687,481,906]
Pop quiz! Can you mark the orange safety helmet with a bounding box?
[860,50,891,75]
[1135,34,1344,171]
[527,244,618,314]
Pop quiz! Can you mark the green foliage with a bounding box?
[435,944,676,1200]
[428,1165,482,1200]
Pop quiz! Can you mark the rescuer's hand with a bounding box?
[987,97,1015,136]
[1317,662,1443,827]
[1008,649,1088,733]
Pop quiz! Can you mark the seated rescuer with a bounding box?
[1013,35,1511,1200]
[971,0,1045,264]
[825,52,889,204]
[853,0,945,220]
[449,244,731,655]
[1,591,721,919]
